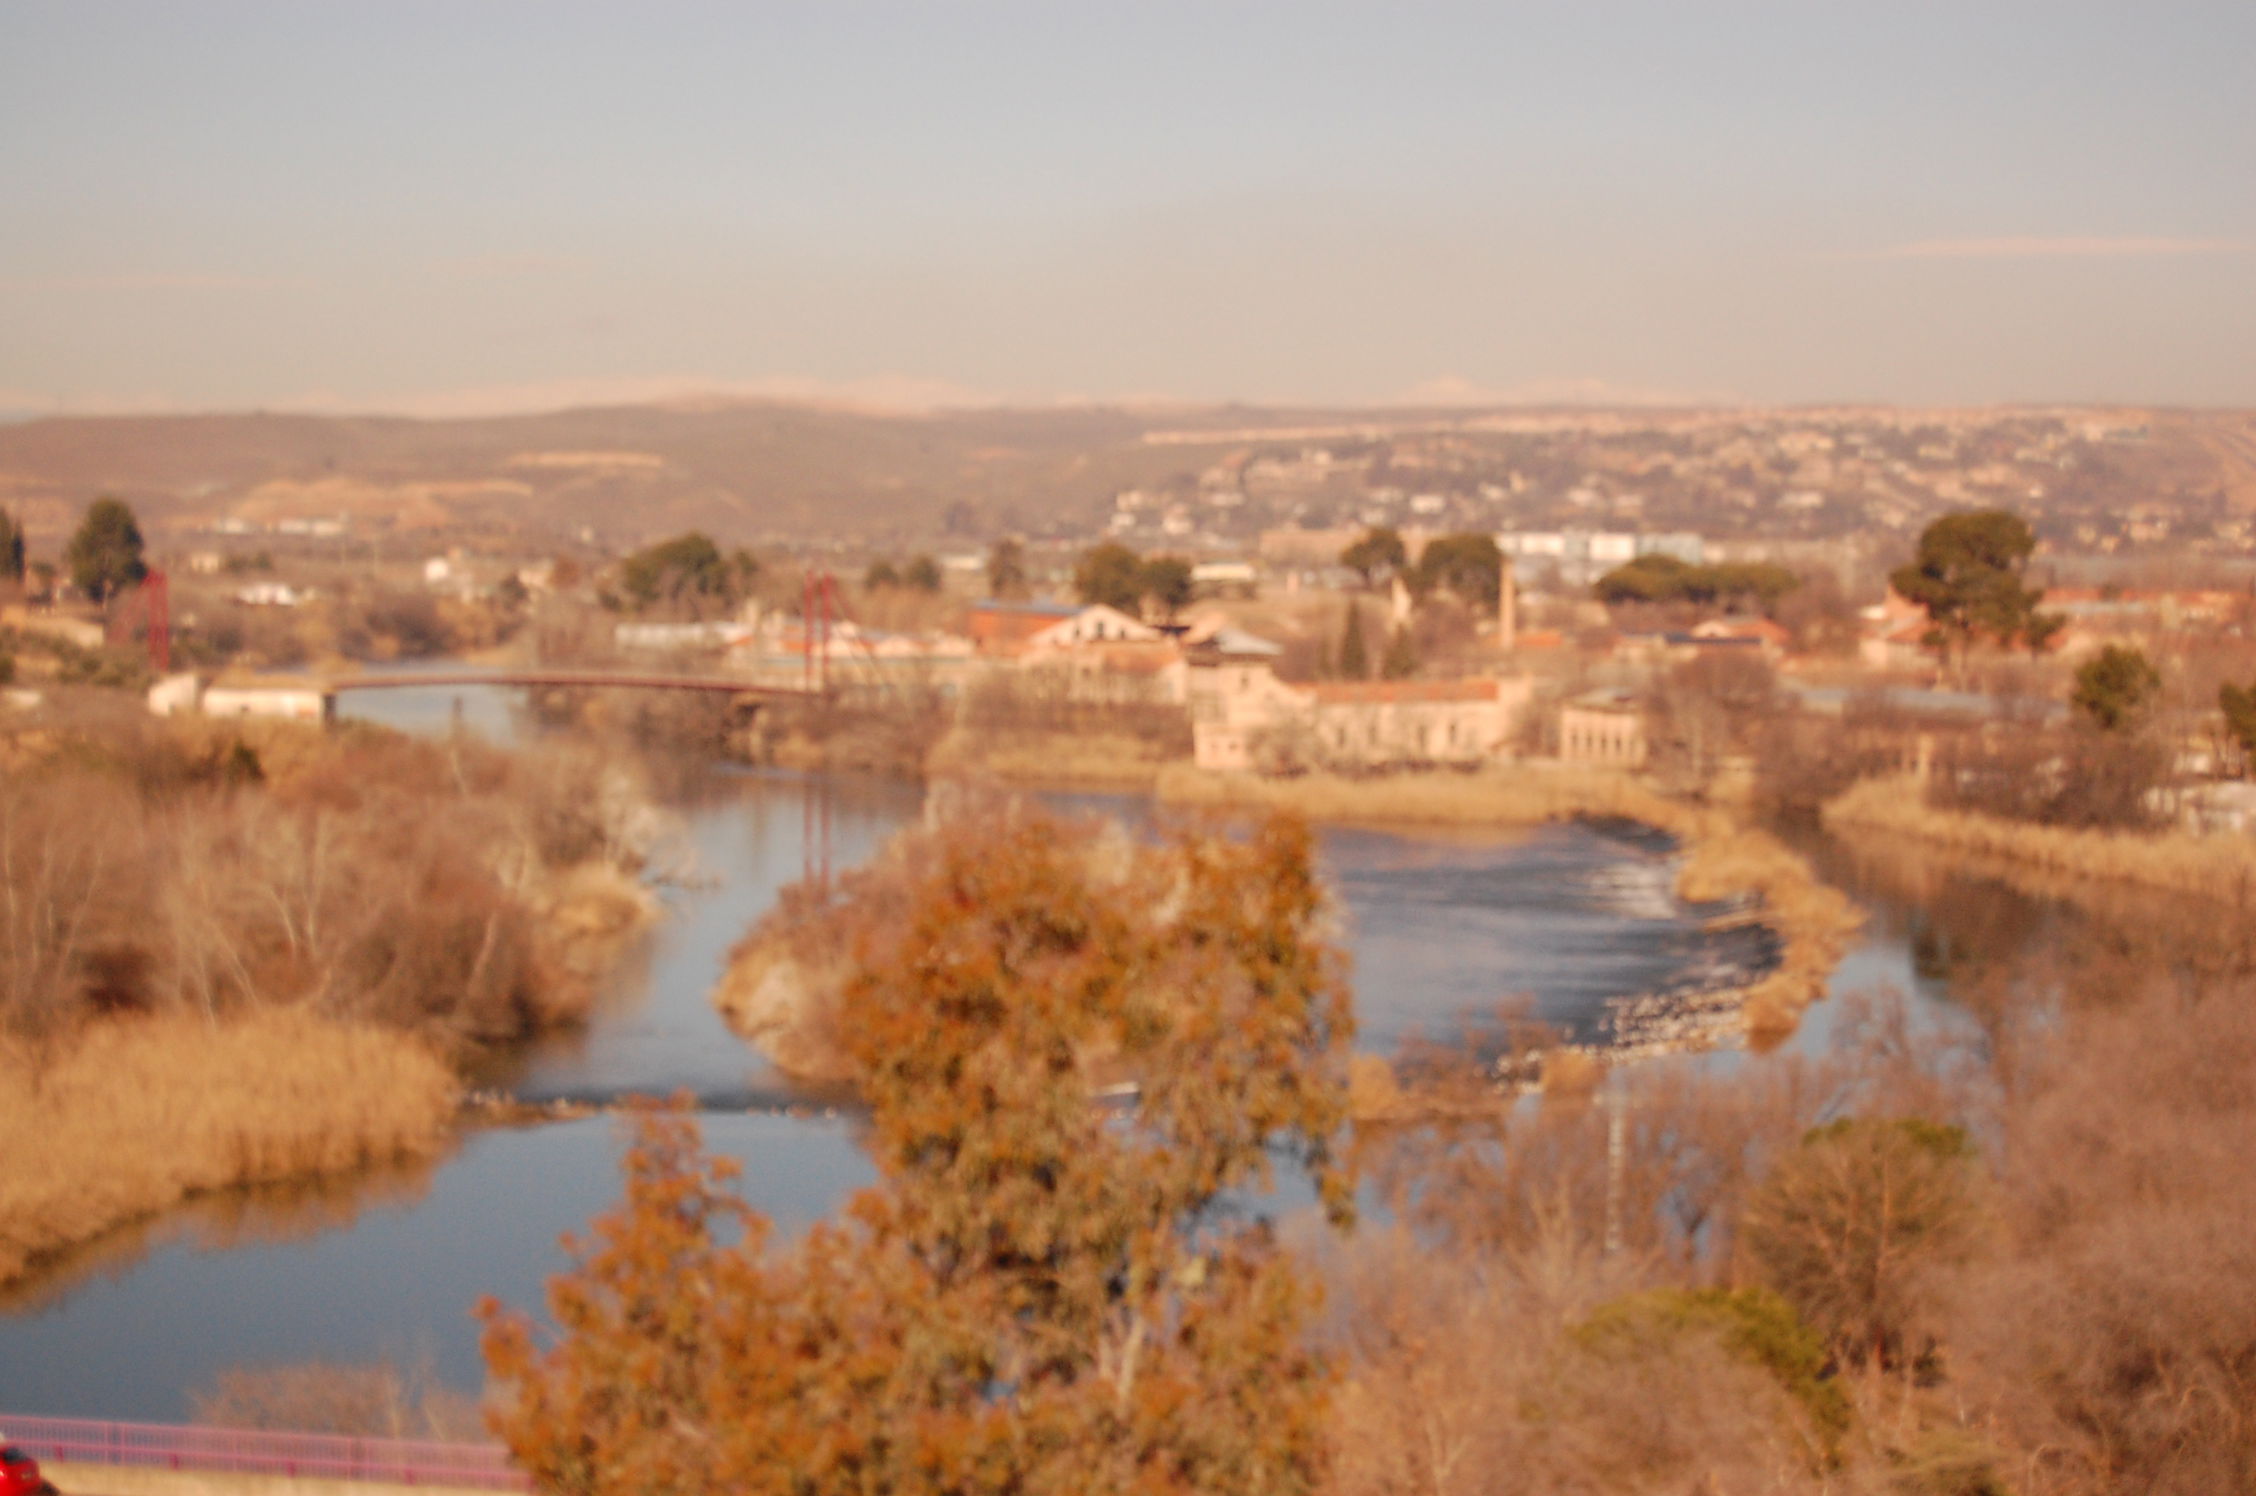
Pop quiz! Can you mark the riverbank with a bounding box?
[0,1012,456,1287]
[1156,764,1861,1045]
[0,712,666,1285]
[923,724,1179,789]
[1823,774,2256,905]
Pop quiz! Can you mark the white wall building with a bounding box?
[200,681,334,722]
[1185,630,1531,772]
[1021,604,1162,651]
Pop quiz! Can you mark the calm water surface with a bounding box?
[0,680,2014,1419]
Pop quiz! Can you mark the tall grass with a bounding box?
[0,1011,457,1285]
[928,678,1192,787]
[926,725,1184,788]
[1158,765,1861,1043]
[1677,827,1863,1041]
[0,713,661,1282]
[1823,774,2256,905]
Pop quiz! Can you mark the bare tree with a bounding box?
[1740,1117,1986,1375]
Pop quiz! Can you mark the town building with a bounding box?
[1497,529,1705,588]
[1301,678,1531,769]
[1184,628,1530,772]
[1558,690,1647,767]
[1190,560,1258,597]
[234,581,311,608]
[161,676,336,722]
[1858,589,1934,671]
[965,600,1082,658]
[1618,617,1790,666]
[1021,603,1161,651]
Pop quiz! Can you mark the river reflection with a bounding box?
[1790,820,2256,1054]
[0,1116,873,1423]
[476,769,927,1108]
[0,680,2055,1421]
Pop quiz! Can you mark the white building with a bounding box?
[615,620,754,652]
[1497,529,1703,587]
[1020,606,1184,704]
[1021,604,1162,651]
[235,581,310,607]
[146,672,202,717]
[1185,629,1530,772]
[1190,560,1258,597]
[1298,677,1532,769]
[199,680,334,722]
[1184,630,1300,769]
[1558,690,1646,767]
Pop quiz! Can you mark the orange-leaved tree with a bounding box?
[481,810,1356,1496]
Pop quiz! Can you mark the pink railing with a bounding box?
[0,1413,528,1490]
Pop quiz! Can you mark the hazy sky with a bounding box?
[3,1,2252,414]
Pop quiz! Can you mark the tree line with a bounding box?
[1337,525,1506,608]
[0,495,151,603]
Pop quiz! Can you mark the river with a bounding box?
[0,679,2014,1421]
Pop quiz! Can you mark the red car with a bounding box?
[0,1441,49,1496]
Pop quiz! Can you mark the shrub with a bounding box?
[1741,1118,1986,1373]
[487,811,1355,1496]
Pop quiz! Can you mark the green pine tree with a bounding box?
[65,497,147,603]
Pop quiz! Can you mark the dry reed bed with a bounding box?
[0,716,664,1285]
[1823,774,2256,904]
[0,1010,457,1286]
[1157,765,1862,1044]
[924,726,1181,788]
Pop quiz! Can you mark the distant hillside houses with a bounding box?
[1855,583,2256,671]
[1497,529,1705,587]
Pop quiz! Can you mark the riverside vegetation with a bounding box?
[0,707,660,1284]
[520,807,2256,1496]
[487,812,1354,1496]
[1825,772,2256,904]
[712,802,1284,1087]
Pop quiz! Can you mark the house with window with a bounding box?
[965,600,1082,658]
[1303,678,1532,769]
[1184,628,1531,772]
[1185,628,1301,769]
[1558,689,1646,767]
[1015,605,1185,704]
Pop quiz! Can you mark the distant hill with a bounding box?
[0,402,1224,548]
[0,398,1726,547]
[3,398,2252,557]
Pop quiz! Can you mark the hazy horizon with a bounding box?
[5,1,2253,416]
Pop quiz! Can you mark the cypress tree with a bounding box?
[1339,603,1369,679]
[1381,624,1418,680]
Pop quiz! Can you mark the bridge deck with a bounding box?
[324,669,821,698]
